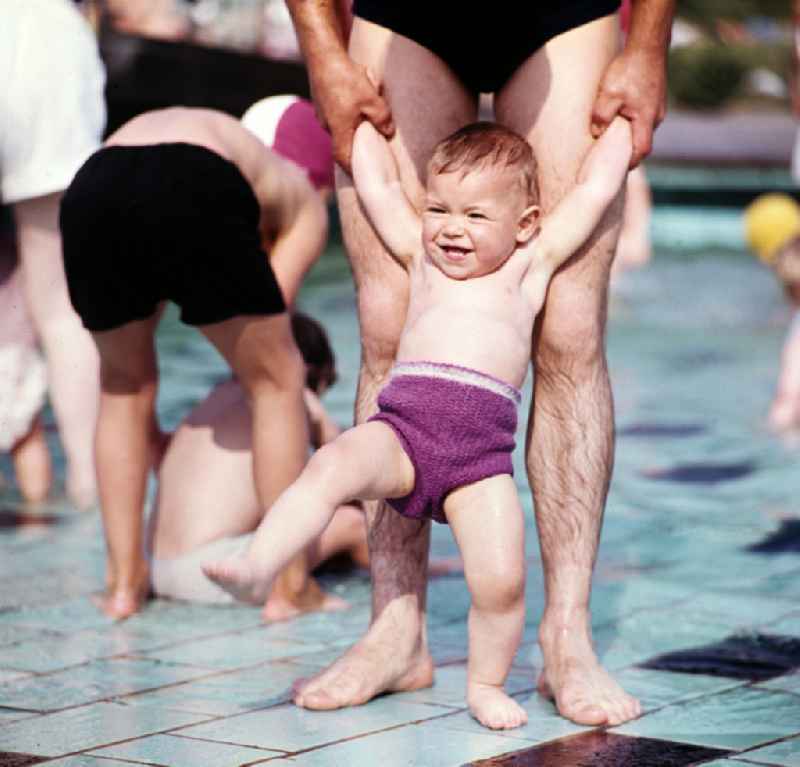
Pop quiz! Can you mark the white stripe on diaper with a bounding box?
[391,361,521,405]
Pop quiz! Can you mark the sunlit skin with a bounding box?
[422,168,538,281]
[203,118,633,730]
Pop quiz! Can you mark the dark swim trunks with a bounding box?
[352,0,621,94]
[60,143,285,332]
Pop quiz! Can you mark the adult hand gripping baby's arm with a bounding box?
[533,117,633,277]
[591,0,675,168]
[351,121,420,268]
[285,0,394,173]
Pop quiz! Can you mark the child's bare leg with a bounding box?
[12,416,52,504]
[203,421,414,606]
[445,475,528,730]
[92,314,162,619]
[309,503,369,570]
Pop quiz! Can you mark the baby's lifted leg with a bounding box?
[446,476,528,730]
[203,421,414,608]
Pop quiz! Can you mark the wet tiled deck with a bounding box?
[2,215,800,765]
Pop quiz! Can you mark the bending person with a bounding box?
[148,312,368,621]
[59,99,334,619]
[284,0,674,726]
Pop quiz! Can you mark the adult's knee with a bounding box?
[536,286,608,386]
[357,281,408,373]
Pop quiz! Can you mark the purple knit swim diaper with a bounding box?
[368,361,521,524]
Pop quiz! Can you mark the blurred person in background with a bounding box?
[0,231,52,504]
[284,0,674,727]
[745,193,800,432]
[1,0,106,509]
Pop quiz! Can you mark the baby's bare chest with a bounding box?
[407,262,534,325]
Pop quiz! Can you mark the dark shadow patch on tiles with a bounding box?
[0,509,63,529]
[746,518,800,554]
[618,423,707,439]
[638,632,800,682]
[0,753,49,767]
[642,460,755,484]
[466,731,730,766]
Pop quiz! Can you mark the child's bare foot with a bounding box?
[202,557,271,605]
[468,682,528,730]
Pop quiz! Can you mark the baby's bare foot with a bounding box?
[202,558,270,605]
[468,682,528,730]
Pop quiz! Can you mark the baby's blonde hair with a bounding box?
[427,122,539,203]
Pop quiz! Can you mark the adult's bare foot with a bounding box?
[537,618,641,726]
[293,601,434,709]
[468,682,528,730]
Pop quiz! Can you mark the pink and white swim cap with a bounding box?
[241,95,334,190]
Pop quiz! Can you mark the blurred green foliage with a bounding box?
[678,0,791,32]
[668,42,792,108]
[668,44,747,108]
[669,2,793,109]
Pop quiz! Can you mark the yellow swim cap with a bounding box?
[744,193,800,265]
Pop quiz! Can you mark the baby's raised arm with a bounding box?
[530,117,633,277]
[351,121,421,268]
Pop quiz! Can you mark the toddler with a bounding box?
[205,116,632,729]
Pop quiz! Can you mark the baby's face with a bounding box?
[422,166,532,280]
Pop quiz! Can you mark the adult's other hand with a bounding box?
[591,46,667,168]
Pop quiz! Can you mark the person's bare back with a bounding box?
[107,108,309,231]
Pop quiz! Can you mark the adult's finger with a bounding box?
[591,92,624,138]
[332,127,356,174]
[362,93,395,139]
[629,115,654,169]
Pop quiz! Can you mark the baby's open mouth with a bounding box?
[441,245,470,257]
